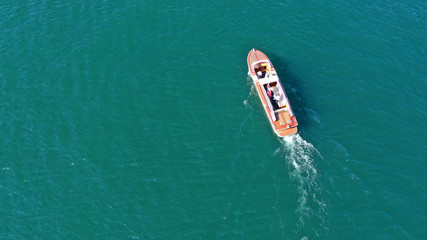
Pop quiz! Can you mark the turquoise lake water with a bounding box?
[1,1,426,239]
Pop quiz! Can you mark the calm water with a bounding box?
[1,1,426,239]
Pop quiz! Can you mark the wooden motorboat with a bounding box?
[247,49,298,137]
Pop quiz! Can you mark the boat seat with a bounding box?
[271,86,280,96]
[277,99,286,108]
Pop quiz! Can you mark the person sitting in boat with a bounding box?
[261,67,267,78]
[256,63,267,78]
[255,64,264,78]
[266,84,273,97]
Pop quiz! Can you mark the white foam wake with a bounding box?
[243,77,257,108]
[276,134,326,226]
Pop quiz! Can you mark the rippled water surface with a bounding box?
[1,1,426,239]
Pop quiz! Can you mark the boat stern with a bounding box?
[276,126,298,137]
